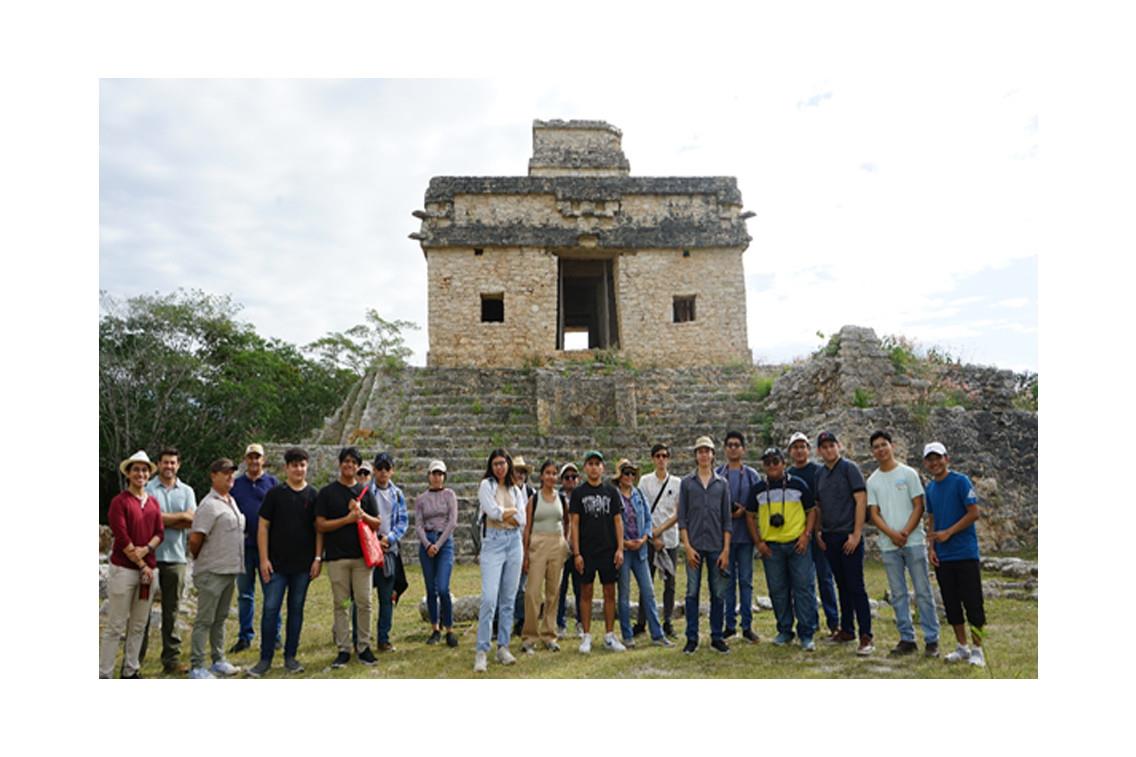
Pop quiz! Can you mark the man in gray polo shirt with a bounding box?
[187,458,245,679]
[677,436,732,655]
[138,447,196,674]
[814,432,874,656]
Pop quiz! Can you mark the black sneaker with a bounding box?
[711,638,731,654]
[888,640,919,657]
[427,630,441,645]
[663,622,675,638]
[229,639,251,653]
[445,632,459,648]
[246,659,271,678]
[742,629,760,643]
[631,624,646,637]
[722,628,738,638]
[358,647,378,665]
[283,657,304,673]
[924,642,940,658]
[682,639,698,655]
[331,651,351,669]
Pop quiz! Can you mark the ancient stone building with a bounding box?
[411,119,754,367]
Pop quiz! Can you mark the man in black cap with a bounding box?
[747,448,819,650]
[814,432,873,656]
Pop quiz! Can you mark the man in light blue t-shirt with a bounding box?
[866,430,940,658]
[138,447,197,674]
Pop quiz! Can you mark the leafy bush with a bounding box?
[737,374,775,402]
[852,388,874,408]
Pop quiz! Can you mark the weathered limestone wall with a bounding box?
[426,246,558,367]
[617,248,751,366]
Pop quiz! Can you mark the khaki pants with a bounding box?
[523,532,568,644]
[100,564,156,678]
[191,570,237,669]
[328,558,373,653]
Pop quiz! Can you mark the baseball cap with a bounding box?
[428,459,447,474]
[761,447,784,463]
[584,450,604,463]
[558,462,579,479]
[787,432,810,447]
[245,443,265,457]
[210,458,237,474]
[816,431,838,446]
[922,442,948,458]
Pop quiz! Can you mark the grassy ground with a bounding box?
[122,558,1037,679]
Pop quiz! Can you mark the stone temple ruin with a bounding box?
[278,121,1037,562]
[411,119,753,367]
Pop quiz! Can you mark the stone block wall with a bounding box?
[426,246,559,367]
[616,247,751,366]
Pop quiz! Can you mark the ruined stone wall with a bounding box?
[617,248,752,366]
[426,246,558,367]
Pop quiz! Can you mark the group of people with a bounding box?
[100,429,988,678]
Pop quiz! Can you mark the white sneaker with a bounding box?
[575,620,584,638]
[967,647,986,667]
[944,645,971,663]
[521,642,536,655]
[473,651,488,673]
[188,667,215,679]
[210,660,239,677]
[496,646,517,665]
[604,633,627,652]
[579,634,592,654]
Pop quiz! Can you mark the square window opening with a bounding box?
[481,293,504,322]
[673,295,696,323]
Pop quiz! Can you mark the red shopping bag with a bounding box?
[354,482,384,568]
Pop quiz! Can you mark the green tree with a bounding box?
[304,309,418,374]
[99,289,356,519]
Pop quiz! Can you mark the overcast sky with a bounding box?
[100,77,1037,371]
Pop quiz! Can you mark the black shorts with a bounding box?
[579,550,618,585]
[934,559,986,628]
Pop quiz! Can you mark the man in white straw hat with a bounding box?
[100,451,165,678]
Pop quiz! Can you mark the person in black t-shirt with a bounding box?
[315,446,381,668]
[569,451,625,654]
[246,447,322,677]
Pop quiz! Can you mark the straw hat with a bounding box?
[119,450,157,476]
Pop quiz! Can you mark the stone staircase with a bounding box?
[270,363,773,563]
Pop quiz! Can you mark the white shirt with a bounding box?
[638,472,681,548]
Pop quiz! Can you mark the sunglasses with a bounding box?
[653,453,670,459]
[562,474,579,480]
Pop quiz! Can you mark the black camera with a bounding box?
[769,513,785,528]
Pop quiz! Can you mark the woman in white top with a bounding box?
[473,448,526,673]
[521,460,570,653]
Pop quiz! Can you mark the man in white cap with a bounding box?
[677,436,732,654]
[100,451,164,678]
[230,443,279,653]
[922,442,987,667]
[787,431,840,636]
[635,443,682,638]
[187,458,245,678]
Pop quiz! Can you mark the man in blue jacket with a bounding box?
[716,430,761,643]
[370,451,408,652]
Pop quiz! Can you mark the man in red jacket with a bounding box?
[100,451,165,679]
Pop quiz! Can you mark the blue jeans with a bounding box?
[618,550,662,641]
[812,538,839,631]
[684,549,725,643]
[724,542,755,632]
[237,545,280,644]
[259,570,311,661]
[420,532,455,628]
[881,544,940,644]
[476,529,523,652]
[373,563,396,644]
[761,541,819,640]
